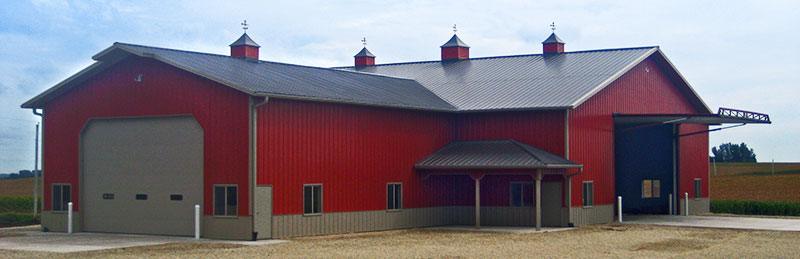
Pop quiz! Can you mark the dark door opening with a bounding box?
[614,124,675,214]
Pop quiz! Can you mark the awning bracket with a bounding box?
[676,123,746,138]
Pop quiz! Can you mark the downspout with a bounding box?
[564,167,582,227]
[250,96,268,240]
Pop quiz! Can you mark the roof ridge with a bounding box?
[337,46,659,68]
[114,42,427,82]
[507,139,546,162]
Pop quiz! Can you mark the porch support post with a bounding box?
[469,173,484,229]
[475,177,480,229]
[536,169,543,231]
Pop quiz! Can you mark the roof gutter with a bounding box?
[566,167,583,178]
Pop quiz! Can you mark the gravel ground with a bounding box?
[2,224,799,258]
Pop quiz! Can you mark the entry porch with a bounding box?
[415,139,583,231]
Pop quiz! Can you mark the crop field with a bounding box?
[710,162,800,202]
[0,178,40,197]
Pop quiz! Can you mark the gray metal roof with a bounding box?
[354,47,375,57]
[230,33,260,47]
[441,34,470,48]
[542,33,565,44]
[343,47,670,111]
[415,139,581,169]
[22,41,711,114]
[21,43,456,110]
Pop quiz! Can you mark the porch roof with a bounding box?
[414,139,582,170]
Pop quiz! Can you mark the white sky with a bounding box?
[1,0,798,173]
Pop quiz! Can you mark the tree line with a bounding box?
[711,142,757,162]
[0,170,42,180]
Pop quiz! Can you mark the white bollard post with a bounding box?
[617,196,623,223]
[684,192,689,216]
[669,194,673,215]
[195,205,200,239]
[67,202,73,234]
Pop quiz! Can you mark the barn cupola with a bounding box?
[542,22,565,55]
[230,20,260,60]
[441,24,470,61]
[354,37,376,66]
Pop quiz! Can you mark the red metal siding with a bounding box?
[543,43,565,54]
[355,56,376,66]
[257,99,456,215]
[42,56,251,216]
[455,110,565,156]
[568,57,702,207]
[231,46,259,59]
[441,47,469,60]
[679,124,709,198]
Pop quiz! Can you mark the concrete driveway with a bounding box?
[0,225,285,253]
[625,215,800,231]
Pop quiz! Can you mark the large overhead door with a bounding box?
[81,116,203,236]
[614,124,674,214]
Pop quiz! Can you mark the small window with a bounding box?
[510,182,534,207]
[135,194,148,200]
[652,180,661,198]
[694,179,702,199]
[52,184,71,211]
[103,193,114,200]
[303,184,322,215]
[387,183,402,210]
[582,181,594,207]
[170,194,183,201]
[642,180,661,198]
[214,185,238,216]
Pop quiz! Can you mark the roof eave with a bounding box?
[21,60,114,109]
[568,47,712,114]
[650,49,712,114]
[569,47,659,109]
[413,164,582,170]
[252,92,457,112]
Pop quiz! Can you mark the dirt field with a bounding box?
[0,178,40,197]
[711,173,800,202]
[710,162,800,177]
[710,162,800,202]
[2,224,799,258]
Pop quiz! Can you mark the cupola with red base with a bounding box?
[230,20,260,60]
[441,24,470,60]
[354,37,376,66]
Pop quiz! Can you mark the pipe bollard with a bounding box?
[684,192,689,216]
[195,205,200,239]
[67,202,73,234]
[617,196,622,223]
[669,194,673,215]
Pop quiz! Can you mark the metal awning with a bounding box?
[615,107,771,126]
[614,108,771,136]
[414,139,581,170]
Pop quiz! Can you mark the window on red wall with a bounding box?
[694,179,702,199]
[52,184,71,211]
[387,183,402,211]
[582,181,594,207]
[510,182,534,207]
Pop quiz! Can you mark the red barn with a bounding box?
[21,31,770,240]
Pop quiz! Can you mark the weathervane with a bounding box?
[241,20,249,33]
[453,24,457,34]
[550,22,556,32]
[362,37,367,47]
